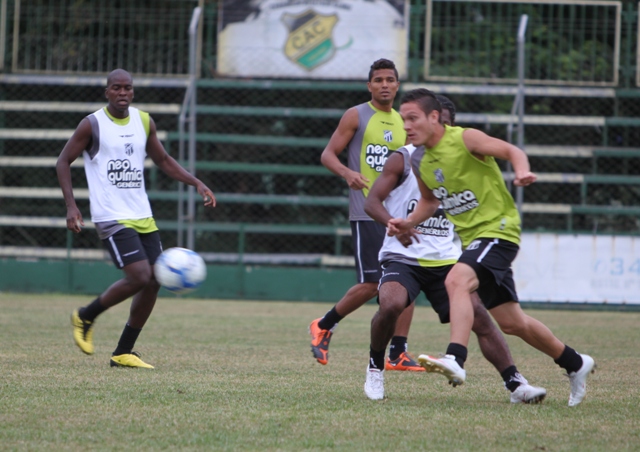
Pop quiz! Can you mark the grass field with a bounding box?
[1,292,639,451]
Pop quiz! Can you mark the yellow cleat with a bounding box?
[110,351,154,369]
[71,309,94,355]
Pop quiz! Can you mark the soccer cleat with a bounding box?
[418,354,466,387]
[110,351,154,369]
[309,318,333,365]
[385,352,426,372]
[508,373,547,404]
[71,309,95,355]
[364,367,385,400]
[567,354,596,407]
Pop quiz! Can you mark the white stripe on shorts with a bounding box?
[477,238,499,263]
[108,235,124,268]
[355,222,364,282]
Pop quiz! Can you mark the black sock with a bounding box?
[500,365,520,392]
[113,324,142,356]
[79,297,107,322]
[446,343,468,369]
[318,306,343,331]
[388,336,407,361]
[554,345,583,374]
[369,347,385,371]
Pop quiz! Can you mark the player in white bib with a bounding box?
[57,69,216,369]
[361,96,546,403]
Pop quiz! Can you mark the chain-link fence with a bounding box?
[1,0,639,268]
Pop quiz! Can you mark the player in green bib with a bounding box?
[387,88,595,407]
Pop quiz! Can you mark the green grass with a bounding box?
[1,292,639,451]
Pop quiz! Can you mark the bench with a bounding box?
[0,215,353,261]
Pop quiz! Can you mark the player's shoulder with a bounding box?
[339,105,361,126]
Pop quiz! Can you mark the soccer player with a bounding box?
[57,69,216,368]
[309,58,423,371]
[387,88,595,406]
[362,95,546,403]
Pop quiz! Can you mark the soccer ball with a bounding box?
[154,247,207,294]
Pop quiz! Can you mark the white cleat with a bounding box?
[364,367,385,400]
[568,354,596,407]
[508,373,547,404]
[418,354,466,387]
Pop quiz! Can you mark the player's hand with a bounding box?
[66,207,84,234]
[514,171,537,186]
[386,218,412,237]
[197,183,216,207]
[396,231,418,248]
[344,170,370,191]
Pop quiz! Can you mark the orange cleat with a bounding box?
[309,318,333,365]
[385,351,425,372]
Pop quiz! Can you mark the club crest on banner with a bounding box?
[281,10,338,71]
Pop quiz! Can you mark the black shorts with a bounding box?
[457,238,519,309]
[351,220,385,283]
[379,261,452,324]
[103,228,163,269]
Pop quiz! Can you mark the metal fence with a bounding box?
[425,0,622,86]
[2,0,204,76]
[0,0,639,266]
[1,1,638,85]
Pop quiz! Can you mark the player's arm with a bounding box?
[387,176,439,236]
[365,152,418,247]
[462,128,537,186]
[56,118,92,233]
[145,116,216,207]
[364,151,404,225]
[320,108,370,190]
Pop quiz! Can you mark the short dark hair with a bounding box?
[435,94,456,125]
[368,58,399,82]
[400,88,441,117]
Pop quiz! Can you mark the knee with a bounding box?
[498,318,525,336]
[378,298,405,321]
[444,271,472,295]
[126,265,153,289]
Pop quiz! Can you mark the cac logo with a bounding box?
[282,10,338,71]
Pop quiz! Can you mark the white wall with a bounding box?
[514,233,640,304]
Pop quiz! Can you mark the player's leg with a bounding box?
[463,238,594,406]
[371,281,407,360]
[365,282,406,400]
[416,265,468,386]
[365,262,417,400]
[110,231,163,369]
[310,221,384,364]
[470,293,546,403]
[385,302,423,371]
[490,301,595,406]
[490,302,565,357]
[71,228,153,355]
[435,261,477,378]
[428,238,517,381]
